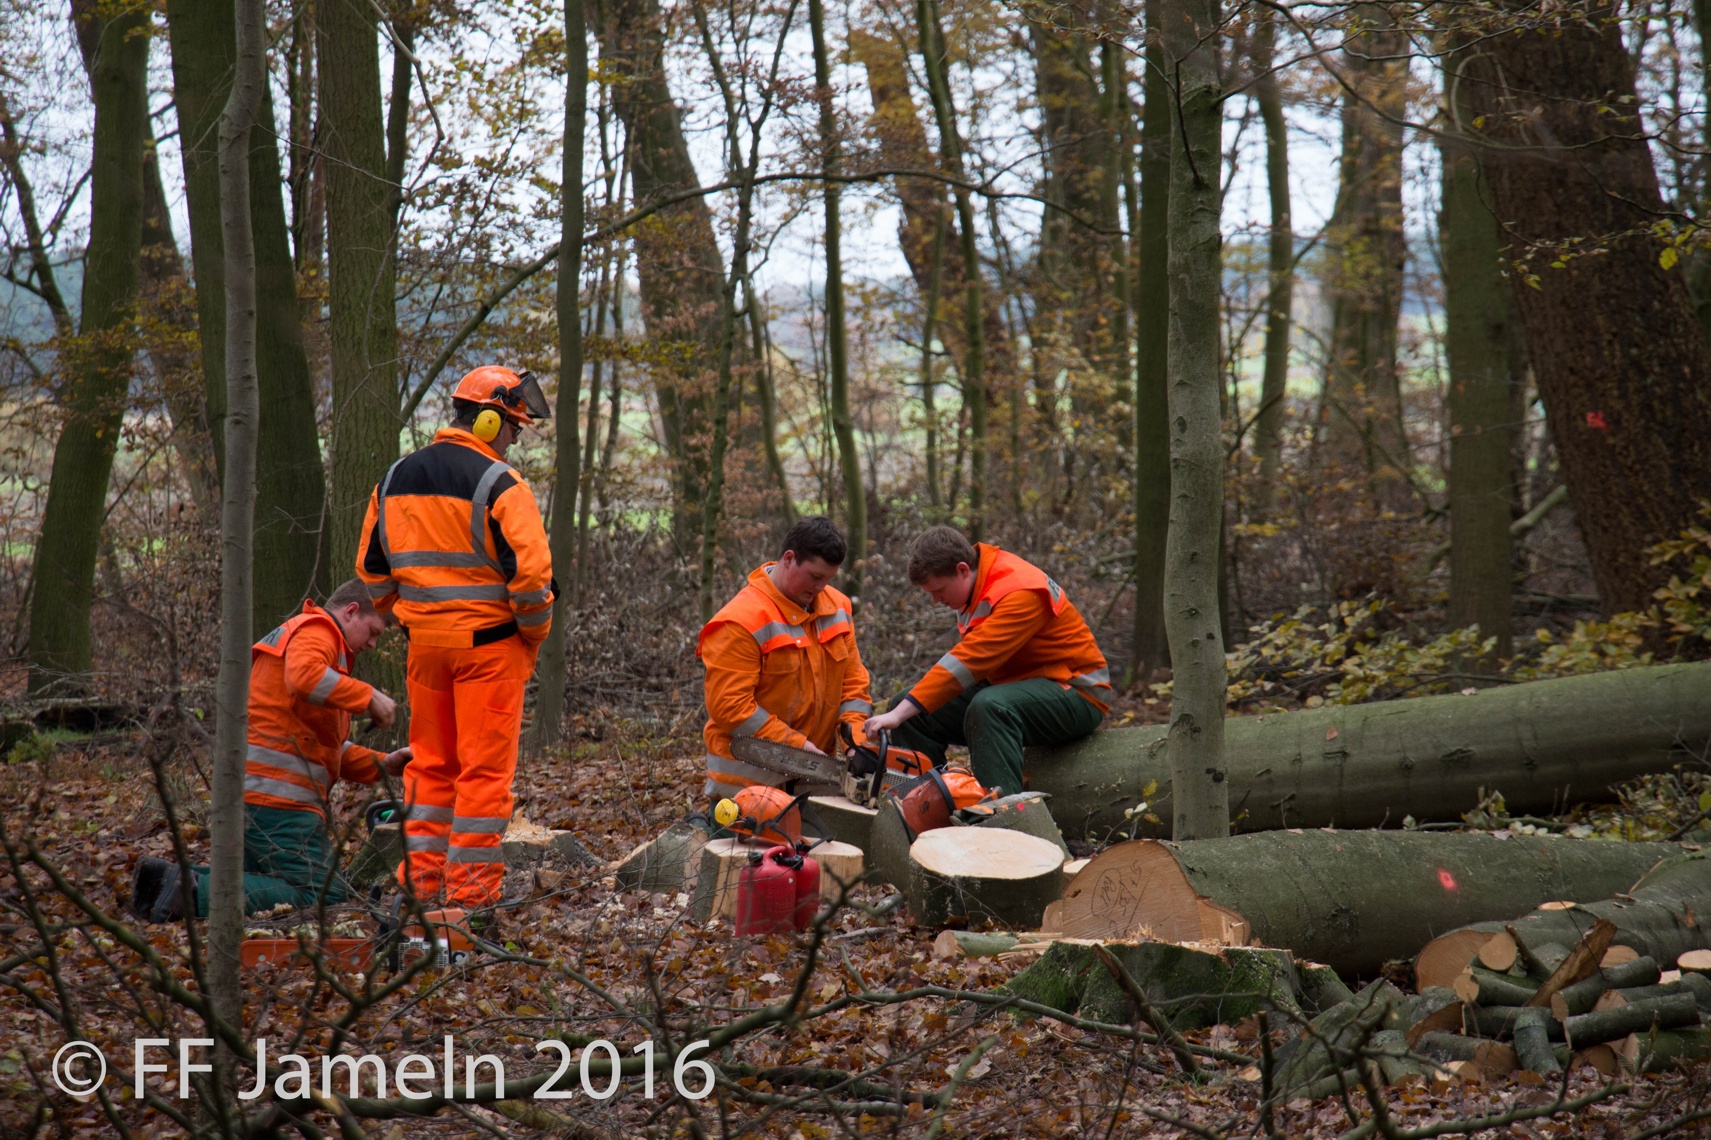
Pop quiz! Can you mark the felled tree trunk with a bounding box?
[1417,851,1711,989]
[1058,832,1678,977]
[1028,661,1711,838]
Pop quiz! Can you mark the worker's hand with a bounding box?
[863,707,910,738]
[799,739,827,756]
[367,689,398,729]
[381,747,413,777]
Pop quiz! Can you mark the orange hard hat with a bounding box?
[714,786,804,846]
[452,366,551,426]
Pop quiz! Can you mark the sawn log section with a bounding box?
[1060,832,1680,976]
[1026,661,1711,837]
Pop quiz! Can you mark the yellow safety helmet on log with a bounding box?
[453,366,552,442]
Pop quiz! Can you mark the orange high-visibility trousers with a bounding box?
[396,637,535,908]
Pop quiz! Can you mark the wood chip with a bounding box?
[1538,901,1578,911]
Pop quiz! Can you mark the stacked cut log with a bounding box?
[1025,660,1711,839]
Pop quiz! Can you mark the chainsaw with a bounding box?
[729,726,927,806]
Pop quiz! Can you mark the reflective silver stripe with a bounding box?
[452,815,510,834]
[396,584,511,603]
[751,621,806,646]
[368,580,398,599]
[244,775,326,806]
[731,708,771,737]
[515,607,551,627]
[307,667,342,706]
[1047,577,1063,604]
[376,457,407,560]
[388,550,493,569]
[246,744,331,787]
[839,699,873,716]
[817,610,851,635]
[969,600,994,620]
[447,844,504,863]
[936,652,976,691]
[404,834,448,852]
[706,752,784,786]
[257,625,286,648]
[340,740,354,756]
[469,461,511,572]
[510,586,552,606]
[401,804,455,822]
[1069,668,1112,691]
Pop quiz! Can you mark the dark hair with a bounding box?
[907,526,977,584]
[325,578,381,617]
[451,397,482,428]
[780,516,846,567]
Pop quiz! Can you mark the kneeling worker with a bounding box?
[698,517,873,802]
[129,579,412,921]
[862,526,1110,795]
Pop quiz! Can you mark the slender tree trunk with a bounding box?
[1099,37,1131,405]
[286,1,320,280]
[916,0,986,535]
[920,203,947,509]
[1129,13,1170,684]
[596,0,726,551]
[319,0,401,579]
[211,0,268,1048]
[27,2,149,694]
[1442,46,1521,657]
[810,0,865,597]
[1159,0,1228,840]
[1252,9,1293,491]
[531,0,588,750]
[747,286,797,524]
[1462,0,1711,612]
[167,0,329,633]
[1320,7,1409,481]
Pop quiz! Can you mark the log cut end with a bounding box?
[1058,839,1250,946]
[906,829,1064,929]
[1416,928,1501,993]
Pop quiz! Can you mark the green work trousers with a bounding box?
[191,805,352,917]
[886,678,1104,796]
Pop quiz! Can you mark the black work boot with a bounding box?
[150,863,186,923]
[128,857,170,920]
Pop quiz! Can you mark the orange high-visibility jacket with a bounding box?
[907,544,1112,714]
[697,565,873,793]
[244,601,387,815]
[355,428,555,647]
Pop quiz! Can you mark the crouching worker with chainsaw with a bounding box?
[863,526,1111,796]
[698,518,886,824]
[129,580,413,922]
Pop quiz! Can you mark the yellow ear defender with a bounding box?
[472,408,503,442]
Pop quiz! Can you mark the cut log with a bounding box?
[1678,948,1711,976]
[967,793,1070,855]
[611,823,707,895]
[1416,851,1711,992]
[1574,1043,1619,1074]
[1549,957,1663,1020]
[1476,932,1518,972]
[1603,945,1641,968]
[809,841,865,900]
[1527,918,1617,1010]
[501,816,601,869]
[1005,938,1313,1029]
[1026,661,1711,838]
[1620,1026,1711,1073]
[1272,981,1405,1095]
[932,930,1020,959]
[1562,992,1698,1046]
[807,795,876,851]
[1512,1006,1561,1074]
[1453,967,1537,1007]
[347,822,402,887]
[905,828,1063,928]
[1057,831,1676,977]
[687,838,771,923]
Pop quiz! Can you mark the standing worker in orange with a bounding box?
[356,366,555,924]
[863,526,1110,795]
[127,579,412,921]
[698,517,873,801]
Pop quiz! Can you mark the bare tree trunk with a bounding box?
[916,0,986,534]
[211,0,268,1045]
[319,0,401,579]
[1442,46,1522,657]
[27,1,149,694]
[1159,0,1228,840]
[1462,0,1711,613]
[1252,9,1293,492]
[1129,10,1170,683]
[747,285,797,524]
[919,204,948,509]
[810,0,865,598]
[531,0,588,750]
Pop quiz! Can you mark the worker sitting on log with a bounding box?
[862,526,1110,796]
[698,516,874,801]
[128,579,413,922]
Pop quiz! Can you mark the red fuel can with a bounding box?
[735,849,796,936]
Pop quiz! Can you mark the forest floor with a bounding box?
[3,714,1711,1138]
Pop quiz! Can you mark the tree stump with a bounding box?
[905,828,1063,928]
[807,795,876,851]
[688,838,771,922]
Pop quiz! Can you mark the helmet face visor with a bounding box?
[512,371,551,421]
